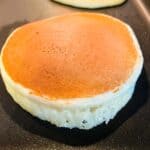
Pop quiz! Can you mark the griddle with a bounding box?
[0,0,150,149]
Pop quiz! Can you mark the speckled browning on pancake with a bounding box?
[2,13,138,99]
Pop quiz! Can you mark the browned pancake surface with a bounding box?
[2,13,138,99]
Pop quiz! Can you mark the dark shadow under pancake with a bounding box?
[0,68,148,146]
[0,23,149,146]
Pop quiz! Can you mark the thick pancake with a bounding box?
[2,13,138,99]
[52,0,126,9]
[0,13,143,129]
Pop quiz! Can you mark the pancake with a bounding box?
[0,13,143,129]
[52,0,126,9]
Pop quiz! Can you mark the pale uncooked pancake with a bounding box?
[53,0,126,9]
[0,13,143,129]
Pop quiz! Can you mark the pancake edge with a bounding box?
[52,0,126,9]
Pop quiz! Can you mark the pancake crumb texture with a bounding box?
[0,13,143,129]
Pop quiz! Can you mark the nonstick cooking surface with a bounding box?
[0,0,150,149]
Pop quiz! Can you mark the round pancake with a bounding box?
[1,13,139,99]
[52,0,126,9]
[0,13,143,129]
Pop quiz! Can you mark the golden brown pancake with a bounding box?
[2,13,138,99]
[0,13,143,129]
